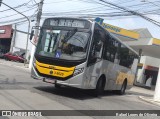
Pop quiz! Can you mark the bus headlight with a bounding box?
[73,68,84,76]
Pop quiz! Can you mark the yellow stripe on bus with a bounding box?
[116,72,135,85]
[35,60,75,78]
[36,60,75,71]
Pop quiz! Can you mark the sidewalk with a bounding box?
[139,96,160,107]
[130,86,160,107]
[0,59,30,72]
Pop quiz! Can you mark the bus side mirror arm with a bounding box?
[30,30,34,41]
[30,26,41,41]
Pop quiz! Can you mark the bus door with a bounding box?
[103,37,120,90]
[85,24,105,89]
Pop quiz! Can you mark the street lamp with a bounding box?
[1,2,31,66]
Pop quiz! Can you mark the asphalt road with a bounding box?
[0,62,160,119]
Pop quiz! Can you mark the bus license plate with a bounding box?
[44,78,55,84]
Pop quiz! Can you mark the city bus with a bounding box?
[30,17,139,96]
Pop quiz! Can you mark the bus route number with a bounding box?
[54,71,64,77]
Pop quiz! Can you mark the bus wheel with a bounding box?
[94,77,105,97]
[55,83,61,89]
[118,80,127,95]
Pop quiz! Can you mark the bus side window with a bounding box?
[119,44,130,67]
[88,25,105,65]
[104,37,118,62]
[128,52,137,68]
[114,41,121,64]
[91,30,103,57]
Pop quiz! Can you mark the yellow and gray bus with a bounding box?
[30,17,139,96]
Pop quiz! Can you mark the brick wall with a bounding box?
[0,25,12,39]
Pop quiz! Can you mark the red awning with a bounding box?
[0,25,12,39]
[145,65,159,71]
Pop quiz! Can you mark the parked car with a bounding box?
[3,51,26,63]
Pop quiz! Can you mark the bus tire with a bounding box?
[94,77,105,97]
[118,80,127,95]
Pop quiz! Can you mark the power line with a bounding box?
[42,0,160,18]
[43,0,127,16]
[0,0,34,12]
[33,0,37,4]
[0,6,37,20]
[44,0,76,4]
[2,0,160,25]
[98,0,160,27]
[87,0,160,12]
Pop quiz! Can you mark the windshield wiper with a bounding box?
[61,28,77,43]
[59,28,77,54]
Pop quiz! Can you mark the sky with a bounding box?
[1,0,160,39]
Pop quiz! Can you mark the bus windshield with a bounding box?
[36,28,90,60]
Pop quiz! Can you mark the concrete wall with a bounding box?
[12,30,32,60]
[139,55,160,67]
[137,56,160,84]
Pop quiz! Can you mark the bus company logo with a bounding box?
[2,111,12,116]
[50,70,53,75]
[49,66,55,69]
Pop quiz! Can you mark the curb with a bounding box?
[139,96,160,107]
[0,62,30,72]
[13,65,30,71]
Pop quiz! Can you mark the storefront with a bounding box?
[0,25,13,54]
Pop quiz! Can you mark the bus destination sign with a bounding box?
[50,19,85,28]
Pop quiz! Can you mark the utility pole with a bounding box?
[29,0,44,69]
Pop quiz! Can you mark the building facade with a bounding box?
[0,25,32,61]
[0,25,13,54]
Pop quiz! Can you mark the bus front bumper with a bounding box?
[31,66,83,88]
